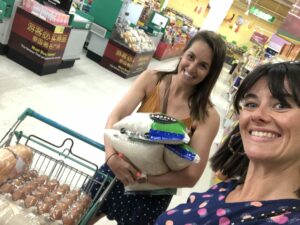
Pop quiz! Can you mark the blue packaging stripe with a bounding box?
[149,129,185,142]
[164,144,197,161]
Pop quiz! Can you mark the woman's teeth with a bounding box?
[184,71,193,79]
[250,131,278,138]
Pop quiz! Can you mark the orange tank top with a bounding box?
[137,84,192,130]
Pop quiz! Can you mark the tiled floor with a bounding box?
[0,51,231,224]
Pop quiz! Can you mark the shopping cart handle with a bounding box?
[18,108,105,151]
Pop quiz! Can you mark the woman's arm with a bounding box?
[104,69,160,186]
[147,107,220,188]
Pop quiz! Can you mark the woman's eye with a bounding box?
[240,101,258,110]
[198,63,207,69]
[274,102,290,110]
[186,54,194,60]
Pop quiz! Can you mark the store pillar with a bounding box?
[201,0,233,32]
[160,0,169,10]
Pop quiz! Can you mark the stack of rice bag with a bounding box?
[104,113,200,191]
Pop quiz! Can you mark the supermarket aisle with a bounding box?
[0,52,231,225]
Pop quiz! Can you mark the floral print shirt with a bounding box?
[155,180,300,225]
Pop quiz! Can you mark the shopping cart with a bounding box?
[0,108,117,225]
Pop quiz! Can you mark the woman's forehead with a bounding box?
[246,76,292,96]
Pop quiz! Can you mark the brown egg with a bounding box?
[37,186,49,196]
[24,195,38,208]
[50,207,63,220]
[60,197,73,206]
[27,170,39,178]
[21,173,32,182]
[12,189,26,201]
[69,189,81,197]
[62,213,76,225]
[49,192,62,201]
[64,192,78,202]
[24,182,37,192]
[35,175,49,185]
[69,205,83,219]
[37,202,51,214]
[56,202,69,212]
[78,194,92,208]
[56,184,70,195]
[0,183,15,194]
[42,196,55,207]
[32,190,45,200]
[11,178,24,186]
[47,179,59,191]
[19,185,33,194]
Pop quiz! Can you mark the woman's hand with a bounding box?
[107,154,140,186]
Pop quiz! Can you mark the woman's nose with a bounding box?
[187,62,198,72]
[250,105,272,123]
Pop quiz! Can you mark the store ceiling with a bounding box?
[233,0,296,22]
[272,0,296,7]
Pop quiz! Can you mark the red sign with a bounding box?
[250,32,269,45]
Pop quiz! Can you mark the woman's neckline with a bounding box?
[223,179,300,204]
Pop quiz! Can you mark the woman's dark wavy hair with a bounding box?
[210,61,300,197]
[158,30,226,121]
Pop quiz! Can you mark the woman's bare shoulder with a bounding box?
[208,106,220,123]
[140,69,160,77]
[208,106,220,119]
[194,106,220,128]
[137,69,163,92]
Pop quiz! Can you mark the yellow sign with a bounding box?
[54,26,65,34]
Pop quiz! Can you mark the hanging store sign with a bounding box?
[250,31,269,45]
[249,6,275,23]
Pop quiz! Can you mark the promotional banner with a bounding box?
[8,8,70,74]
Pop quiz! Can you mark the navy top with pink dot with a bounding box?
[155,179,300,225]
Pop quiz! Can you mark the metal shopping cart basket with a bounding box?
[0,108,117,225]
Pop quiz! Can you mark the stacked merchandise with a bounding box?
[116,22,156,53]
[153,24,189,60]
[162,24,189,46]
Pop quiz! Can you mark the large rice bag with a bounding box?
[105,128,200,191]
[113,113,190,144]
[164,144,200,171]
[104,129,168,176]
[0,144,33,184]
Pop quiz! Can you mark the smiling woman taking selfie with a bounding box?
[155,61,300,225]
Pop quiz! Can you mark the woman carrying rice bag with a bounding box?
[88,30,226,225]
